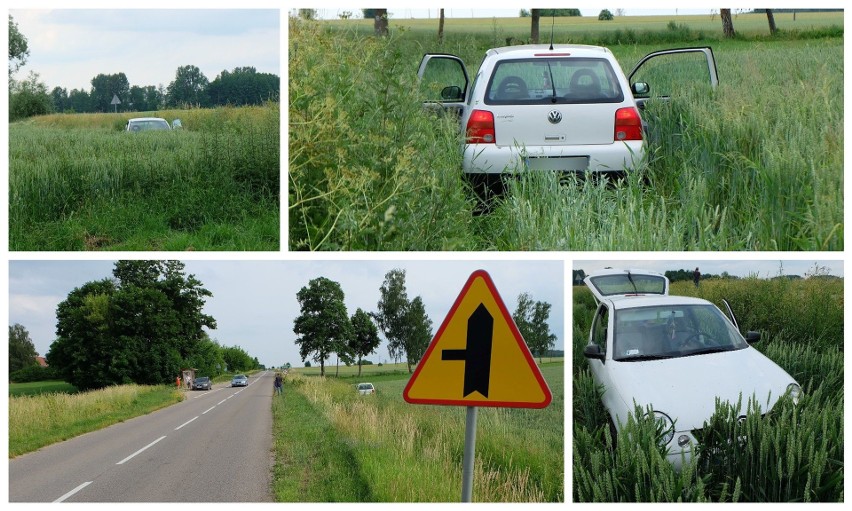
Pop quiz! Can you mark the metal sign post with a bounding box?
[461,406,478,502]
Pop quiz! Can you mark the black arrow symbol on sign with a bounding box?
[441,303,493,398]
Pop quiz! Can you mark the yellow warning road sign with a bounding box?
[403,270,552,408]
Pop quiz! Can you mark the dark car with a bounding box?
[193,376,212,391]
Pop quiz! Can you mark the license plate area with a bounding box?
[525,156,589,172]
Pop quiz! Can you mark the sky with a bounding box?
[8,259,565,369]
[9,9,280,92]
[573,259,844,283]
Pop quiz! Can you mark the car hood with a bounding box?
[609,348,796,431]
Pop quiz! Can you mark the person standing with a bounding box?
[274,373,283,396]
[693,267,701,287]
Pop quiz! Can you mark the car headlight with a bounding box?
[649,410,675,446]
[786,383,803,405]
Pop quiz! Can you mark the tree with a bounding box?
[221,345,255,373]
[207,67,280,106]
[530,9,541,43]
[720,9,735,38]
[9,324,38,375]
[167,65,209,108]
[68,88,91,113]
[293,277,353,376]
[373,269,431,373]
[9,71,53,121]
[90,72,130,112]
[372,9,389,37]
[765,9,778,35]
[598,9,614,21]
[8,15,29,77]
[47,261,216,390]
[185,335,226,378]
[349,308,381,376]
[513,293,556,363]
[403,296,432,368]
[374,268,411,370]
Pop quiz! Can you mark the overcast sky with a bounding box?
[9,9,280,92]
[8,259,565,369]
[573,259,844,282]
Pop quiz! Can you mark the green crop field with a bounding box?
[9,104,280,251]
[273,361,563,502]
[289,13,843,251]
[572,276,844,502]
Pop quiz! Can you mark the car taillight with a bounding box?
[466,109,496,144]
[614,107,643,141]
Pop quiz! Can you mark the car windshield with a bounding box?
[234,375,245,379]
[129,119,170,131]
[358,384,372,390]
[613,304,748,361]
[485,57,624,105]
[196,377,209,382]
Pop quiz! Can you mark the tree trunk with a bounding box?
[720,9,735,38]
[438,9,445,44]
[531,9,540,43]
[766,9,777,35]
[374,8,389,37]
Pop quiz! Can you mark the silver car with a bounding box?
[192,376,212,391]
[418,45,718,197]
[356,383,375,395]
[231,374,248,387]
[126,117,172,132]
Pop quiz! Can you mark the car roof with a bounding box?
[128,117,167,122]
[607,294,711,310]
[486,44,612,58]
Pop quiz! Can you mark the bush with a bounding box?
[598,9,614,21]
[10,364,61,383]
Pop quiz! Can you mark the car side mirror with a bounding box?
[631,82,650,96]
[441,85,463,101]
[745,331,761,344]
[583,344,605,361]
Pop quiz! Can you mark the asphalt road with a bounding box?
[9,371,275,502]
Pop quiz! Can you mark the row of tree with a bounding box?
[40,261,260,390]
[8,15,279,121]
[293,269,557,376]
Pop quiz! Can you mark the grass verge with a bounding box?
[9,384,182,457]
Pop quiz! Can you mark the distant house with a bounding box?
[35,356,48,367]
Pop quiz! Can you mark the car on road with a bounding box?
[356,383,376,395]
[581,268,800,469]
[418,45,718,198]
[192,376,213,391]
[231,374,248,387]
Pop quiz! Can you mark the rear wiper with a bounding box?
[546,61,557,103]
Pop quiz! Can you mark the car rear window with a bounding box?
[485,57,624,105]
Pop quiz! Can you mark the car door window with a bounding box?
[590,305,610,354]
[418,55,468,102]
[628,47,718,100]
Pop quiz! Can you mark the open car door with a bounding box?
[417,53,469,117]
[627,47,718,110]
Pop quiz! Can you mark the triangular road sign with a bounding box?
[403,270,552,408]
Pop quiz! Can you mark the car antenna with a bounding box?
[548,16,555,50]
[626,270,638,293]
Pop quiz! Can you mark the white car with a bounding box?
[581,269,800,469]
[126,117,181,132]
[418,45,717,198]
[356,383,375,395]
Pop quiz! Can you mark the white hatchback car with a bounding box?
[581,269,800,469]
[418,45,717,197]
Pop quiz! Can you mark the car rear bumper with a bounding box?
[462,140,644,174]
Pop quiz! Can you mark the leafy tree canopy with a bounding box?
[9,323,38,375]
[293,276,353,376]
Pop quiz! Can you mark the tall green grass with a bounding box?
[9,384,182,457]
[9,104,280,251]
[289,18,842,250]
[273,364,563,502]
[572,277,844,502]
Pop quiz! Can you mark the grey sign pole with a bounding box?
[461,406,478,502]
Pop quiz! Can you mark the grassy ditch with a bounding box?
[571,277,844,502]
[9,380,78,397]
[272,364,564,502]
[9,104,280,251]
[9,384,182,457]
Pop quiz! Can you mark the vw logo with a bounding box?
[547,110,562,124]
